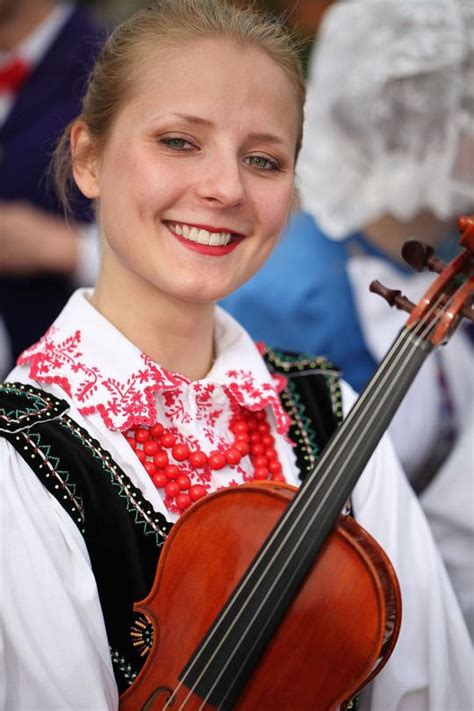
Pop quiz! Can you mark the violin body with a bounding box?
[120,483,401,711]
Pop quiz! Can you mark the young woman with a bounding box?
[0,2,471,710]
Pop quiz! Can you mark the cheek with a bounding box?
[259,185,294,240]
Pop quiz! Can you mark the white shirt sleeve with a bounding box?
[0,438,118,711]
[341,378,474,710]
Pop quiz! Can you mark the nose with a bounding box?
[196,152,246,209]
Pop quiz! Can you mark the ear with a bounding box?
[70,120,101,199]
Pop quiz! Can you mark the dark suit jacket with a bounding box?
[0,5,105,367]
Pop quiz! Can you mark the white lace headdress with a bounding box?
[297,0,474,238]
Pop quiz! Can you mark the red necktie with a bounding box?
[0,57,30,93]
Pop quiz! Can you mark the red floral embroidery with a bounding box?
[18,328,290,435]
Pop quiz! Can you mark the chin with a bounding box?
[171,279,242,306]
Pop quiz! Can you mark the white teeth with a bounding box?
[169,223,232,247]
[197,229,209,245]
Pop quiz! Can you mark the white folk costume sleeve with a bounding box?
[0,437,118,711]
[341,382,473,711]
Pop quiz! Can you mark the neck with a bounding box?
[90,262,216,382]
[0,0,56,52]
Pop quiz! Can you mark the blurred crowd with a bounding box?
[1,0,472,638]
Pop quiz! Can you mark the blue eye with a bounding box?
[244,155,280,171]
[160,137,194,150]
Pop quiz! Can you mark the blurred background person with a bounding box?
[0,0,105,377]
[222,0,474,635]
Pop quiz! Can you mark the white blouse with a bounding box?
[1,290,472,710]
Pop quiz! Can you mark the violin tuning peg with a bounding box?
[370,280,415,314]
[401,240,446,274]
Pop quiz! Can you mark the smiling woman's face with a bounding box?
[73,38,299,308]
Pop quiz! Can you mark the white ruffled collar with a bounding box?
[18,289,290,435]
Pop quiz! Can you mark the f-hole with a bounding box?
[142,686,174,710]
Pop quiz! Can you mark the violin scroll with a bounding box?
[458,214,474,250]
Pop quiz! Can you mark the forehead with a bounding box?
[119,38,299,145]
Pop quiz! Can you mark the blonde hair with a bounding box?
[53,0,305,213]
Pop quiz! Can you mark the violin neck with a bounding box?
[180,326,433,709]
[301,325,433,533]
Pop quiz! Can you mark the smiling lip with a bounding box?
[166,220,245,236]
[165,221,245,256]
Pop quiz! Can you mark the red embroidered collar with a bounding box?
[18,290,291,435]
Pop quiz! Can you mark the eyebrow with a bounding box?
[165,112,288,146]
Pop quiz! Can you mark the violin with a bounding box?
[120,215,474,711]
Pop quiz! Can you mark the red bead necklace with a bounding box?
[125,408,284,514]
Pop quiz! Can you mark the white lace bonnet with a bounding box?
[297,0,474,238]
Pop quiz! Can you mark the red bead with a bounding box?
[250,443,264,456]
[150,423,164,438]
[143,461,156,476]
[225,447,242,465]
[271,472,285,482]
[257,423,270,434]
[135,428,149,443]
[164,481,180,498]
[268,460,282,474]
[126,437,137,450]
[254,411,266,421]
[152,471,167,488]
[172,443,190,461]
[136,449,146,462]
[235,433,249,443]
[176,494,192,511]
[231,420,248,434]
[254,466,269,480]
[189,484,207,501]
[262,434,275,447]
[253,455,268,468]
[250,431,262,443]
[189,451,208,468]
[208,452,226,470]
[160,433,176,448]
[153,451,169,468]
[164,464,180,480]
[265,448,278,460]
[143,440,159,456]
[234,441,249,456]
[176,474,191,490]
[246,418,258,431]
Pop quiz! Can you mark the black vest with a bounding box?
[0,347,342,693]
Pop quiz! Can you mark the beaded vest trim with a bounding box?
[262,346,343,480]
[0,354,343,693]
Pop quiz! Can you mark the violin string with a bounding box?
[167,290,449,710]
